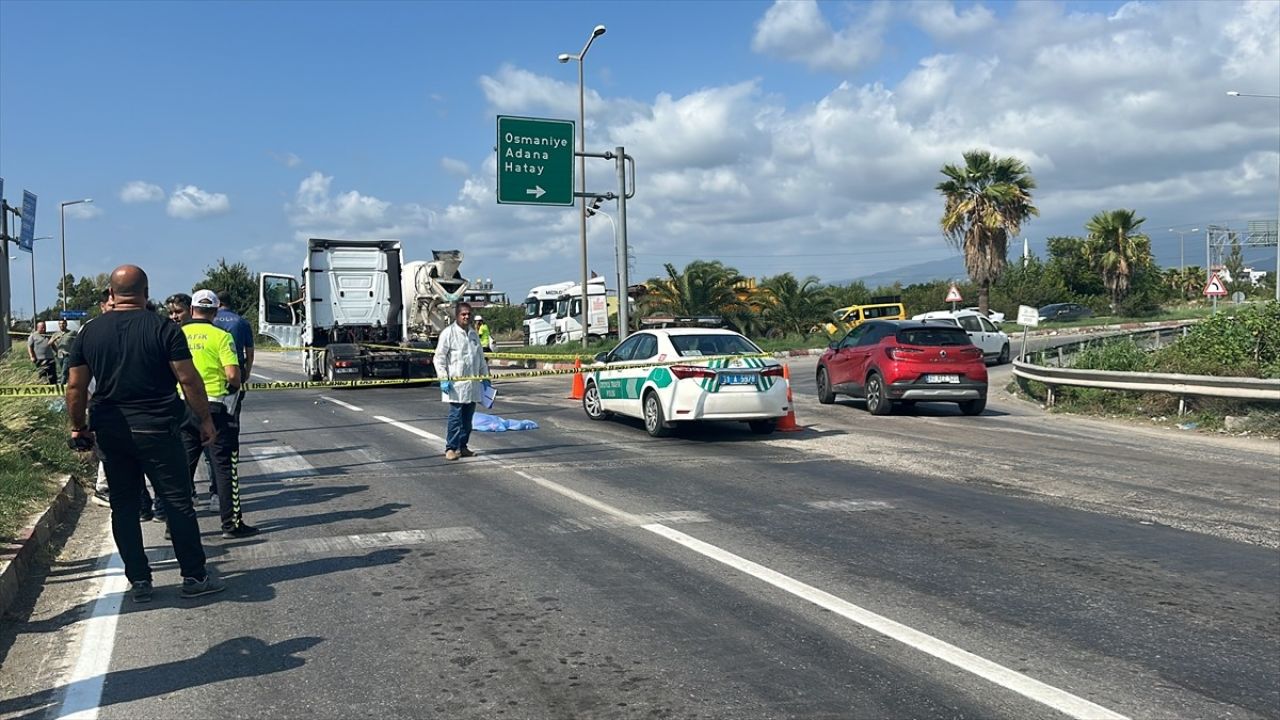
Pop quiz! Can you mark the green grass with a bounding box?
[1001,305,1217,333]
[0,356,89,542]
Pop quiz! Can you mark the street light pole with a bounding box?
[1168,227,1199,274]
[59,198,92,314]
[28,236,51,322]
[1226,90,1280,301]
[560,24,606,348]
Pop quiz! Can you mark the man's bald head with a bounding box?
[109,265,149,307]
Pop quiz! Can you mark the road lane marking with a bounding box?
[374,415,445,444]
[320,395,363,412]
[142,527,484,564]
[252,372,275,381]
[644,523,1128,720]
[805,499,895,512]
[55,535,126,720]
[243,445,317,483]
[372,411,1128,720]
[549,510,712,533]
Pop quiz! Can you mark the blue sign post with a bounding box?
[19,190,37,252]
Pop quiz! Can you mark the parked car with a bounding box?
[1037,303,1093,323]
[962,306,1006,323]
[911,310,1011,364]
[816,320,988,416]
[582,326,789,437]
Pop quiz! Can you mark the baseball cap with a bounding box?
[192,289,219,309]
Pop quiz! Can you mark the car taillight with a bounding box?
[887,347,924,361]
[669,365,718,380]
[334,360,355,368]
[960,346,984,360]
[760,365,785,378]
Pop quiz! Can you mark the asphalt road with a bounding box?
[1,348,1277,720]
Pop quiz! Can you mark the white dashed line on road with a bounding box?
[243,444,318,483]
[320,395,363,412]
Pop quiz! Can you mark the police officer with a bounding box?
[185,290,259,539]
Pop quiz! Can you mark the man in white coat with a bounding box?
[433,302,491,461]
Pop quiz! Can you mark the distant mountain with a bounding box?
[826,255,967,288]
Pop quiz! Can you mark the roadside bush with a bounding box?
[1152,301,1280,378]
[0,356,89,541]
[1069,338,1153,373]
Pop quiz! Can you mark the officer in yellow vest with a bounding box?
[476,315,493,353]
[184,290,259,539]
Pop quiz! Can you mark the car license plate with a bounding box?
[720,373,757,385]
[925,374,960,384]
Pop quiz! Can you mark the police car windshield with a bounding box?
[670,333,762,357]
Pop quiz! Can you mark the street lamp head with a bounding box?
[592,25,606,37]
[558,53,572,63]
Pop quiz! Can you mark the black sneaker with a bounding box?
[180,573,226,599]
[131,580,153,603]
[152,512,167,523]
[139,508,155,522]
[163,526,171,541]
[90,491,111,508]
[221,523,260,540]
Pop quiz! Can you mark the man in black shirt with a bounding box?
[66,265,225,601]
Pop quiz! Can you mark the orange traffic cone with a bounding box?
[568,357,585,400]
[777,363,803,432]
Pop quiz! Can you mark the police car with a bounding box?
[581,319,790,437]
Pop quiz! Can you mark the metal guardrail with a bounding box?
[1012,322,1280,412]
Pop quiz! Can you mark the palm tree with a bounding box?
[1082,209,1152,308]
[641,260,748,320]
[759,273,827,338]
[937,150,1039,315]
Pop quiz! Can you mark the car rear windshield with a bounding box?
[896,327,973,346]
[671,334,763,357]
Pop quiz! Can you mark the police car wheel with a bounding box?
[582,383,611,420]
[643,391,671,438]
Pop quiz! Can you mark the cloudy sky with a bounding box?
[1,0,1276,316]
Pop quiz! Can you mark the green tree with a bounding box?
[990,256,1068,315]
[937,150,1039,315]
[1082,209,1153,309]
[1222,239,1250,295]
[193,259,258,326]
[1044,236,1105,297]
[822,280,871,309]
[641,260,747,319]
[47,272,111,320]
[759,273,826,338]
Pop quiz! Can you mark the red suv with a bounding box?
[816,320,988,416]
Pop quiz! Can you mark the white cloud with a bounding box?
[167,185,230,219]
[751,0,891,74]
[119,181,164,203]
[440,157,470,177]
[907,1,996,40]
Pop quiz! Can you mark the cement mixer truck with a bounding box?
[259,239,469,381]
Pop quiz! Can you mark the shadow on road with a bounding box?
[0,635,323,720]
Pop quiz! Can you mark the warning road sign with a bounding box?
[1203,273,1228,297]
[945,285,963,303]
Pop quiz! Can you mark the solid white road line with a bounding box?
[644,523,1128,720]
[55,535,128,720]
[252,372,274,381]
[372,412,1129,720]
[320,395,363,412]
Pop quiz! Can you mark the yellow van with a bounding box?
[822,301,907,336]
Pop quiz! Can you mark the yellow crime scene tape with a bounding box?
[0,354,776,400]
[256,343,590,362]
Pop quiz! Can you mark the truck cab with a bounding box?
[259,238,434,381]
[522,280,574,345]
[553,276,609,344]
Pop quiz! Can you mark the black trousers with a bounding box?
[182,407,244,531]
[35,359,56,385]
[96,420,207,583]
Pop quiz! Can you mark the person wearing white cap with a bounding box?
[181,289,258,539]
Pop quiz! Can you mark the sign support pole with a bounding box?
[0,201,10,356]
[615,145,630,342]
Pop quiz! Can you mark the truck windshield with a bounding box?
[555,298,570,319]
[523,298,541,319]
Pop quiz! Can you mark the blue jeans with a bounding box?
[446,402,476,451]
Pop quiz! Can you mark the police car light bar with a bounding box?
[639,315,726,329]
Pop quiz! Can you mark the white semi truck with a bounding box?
[259,239,468,381]
[552,276,610,344]
[522,280,574,345]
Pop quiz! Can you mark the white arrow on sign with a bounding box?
[526,186,546,199]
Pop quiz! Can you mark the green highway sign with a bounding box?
[496,115,575,206]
